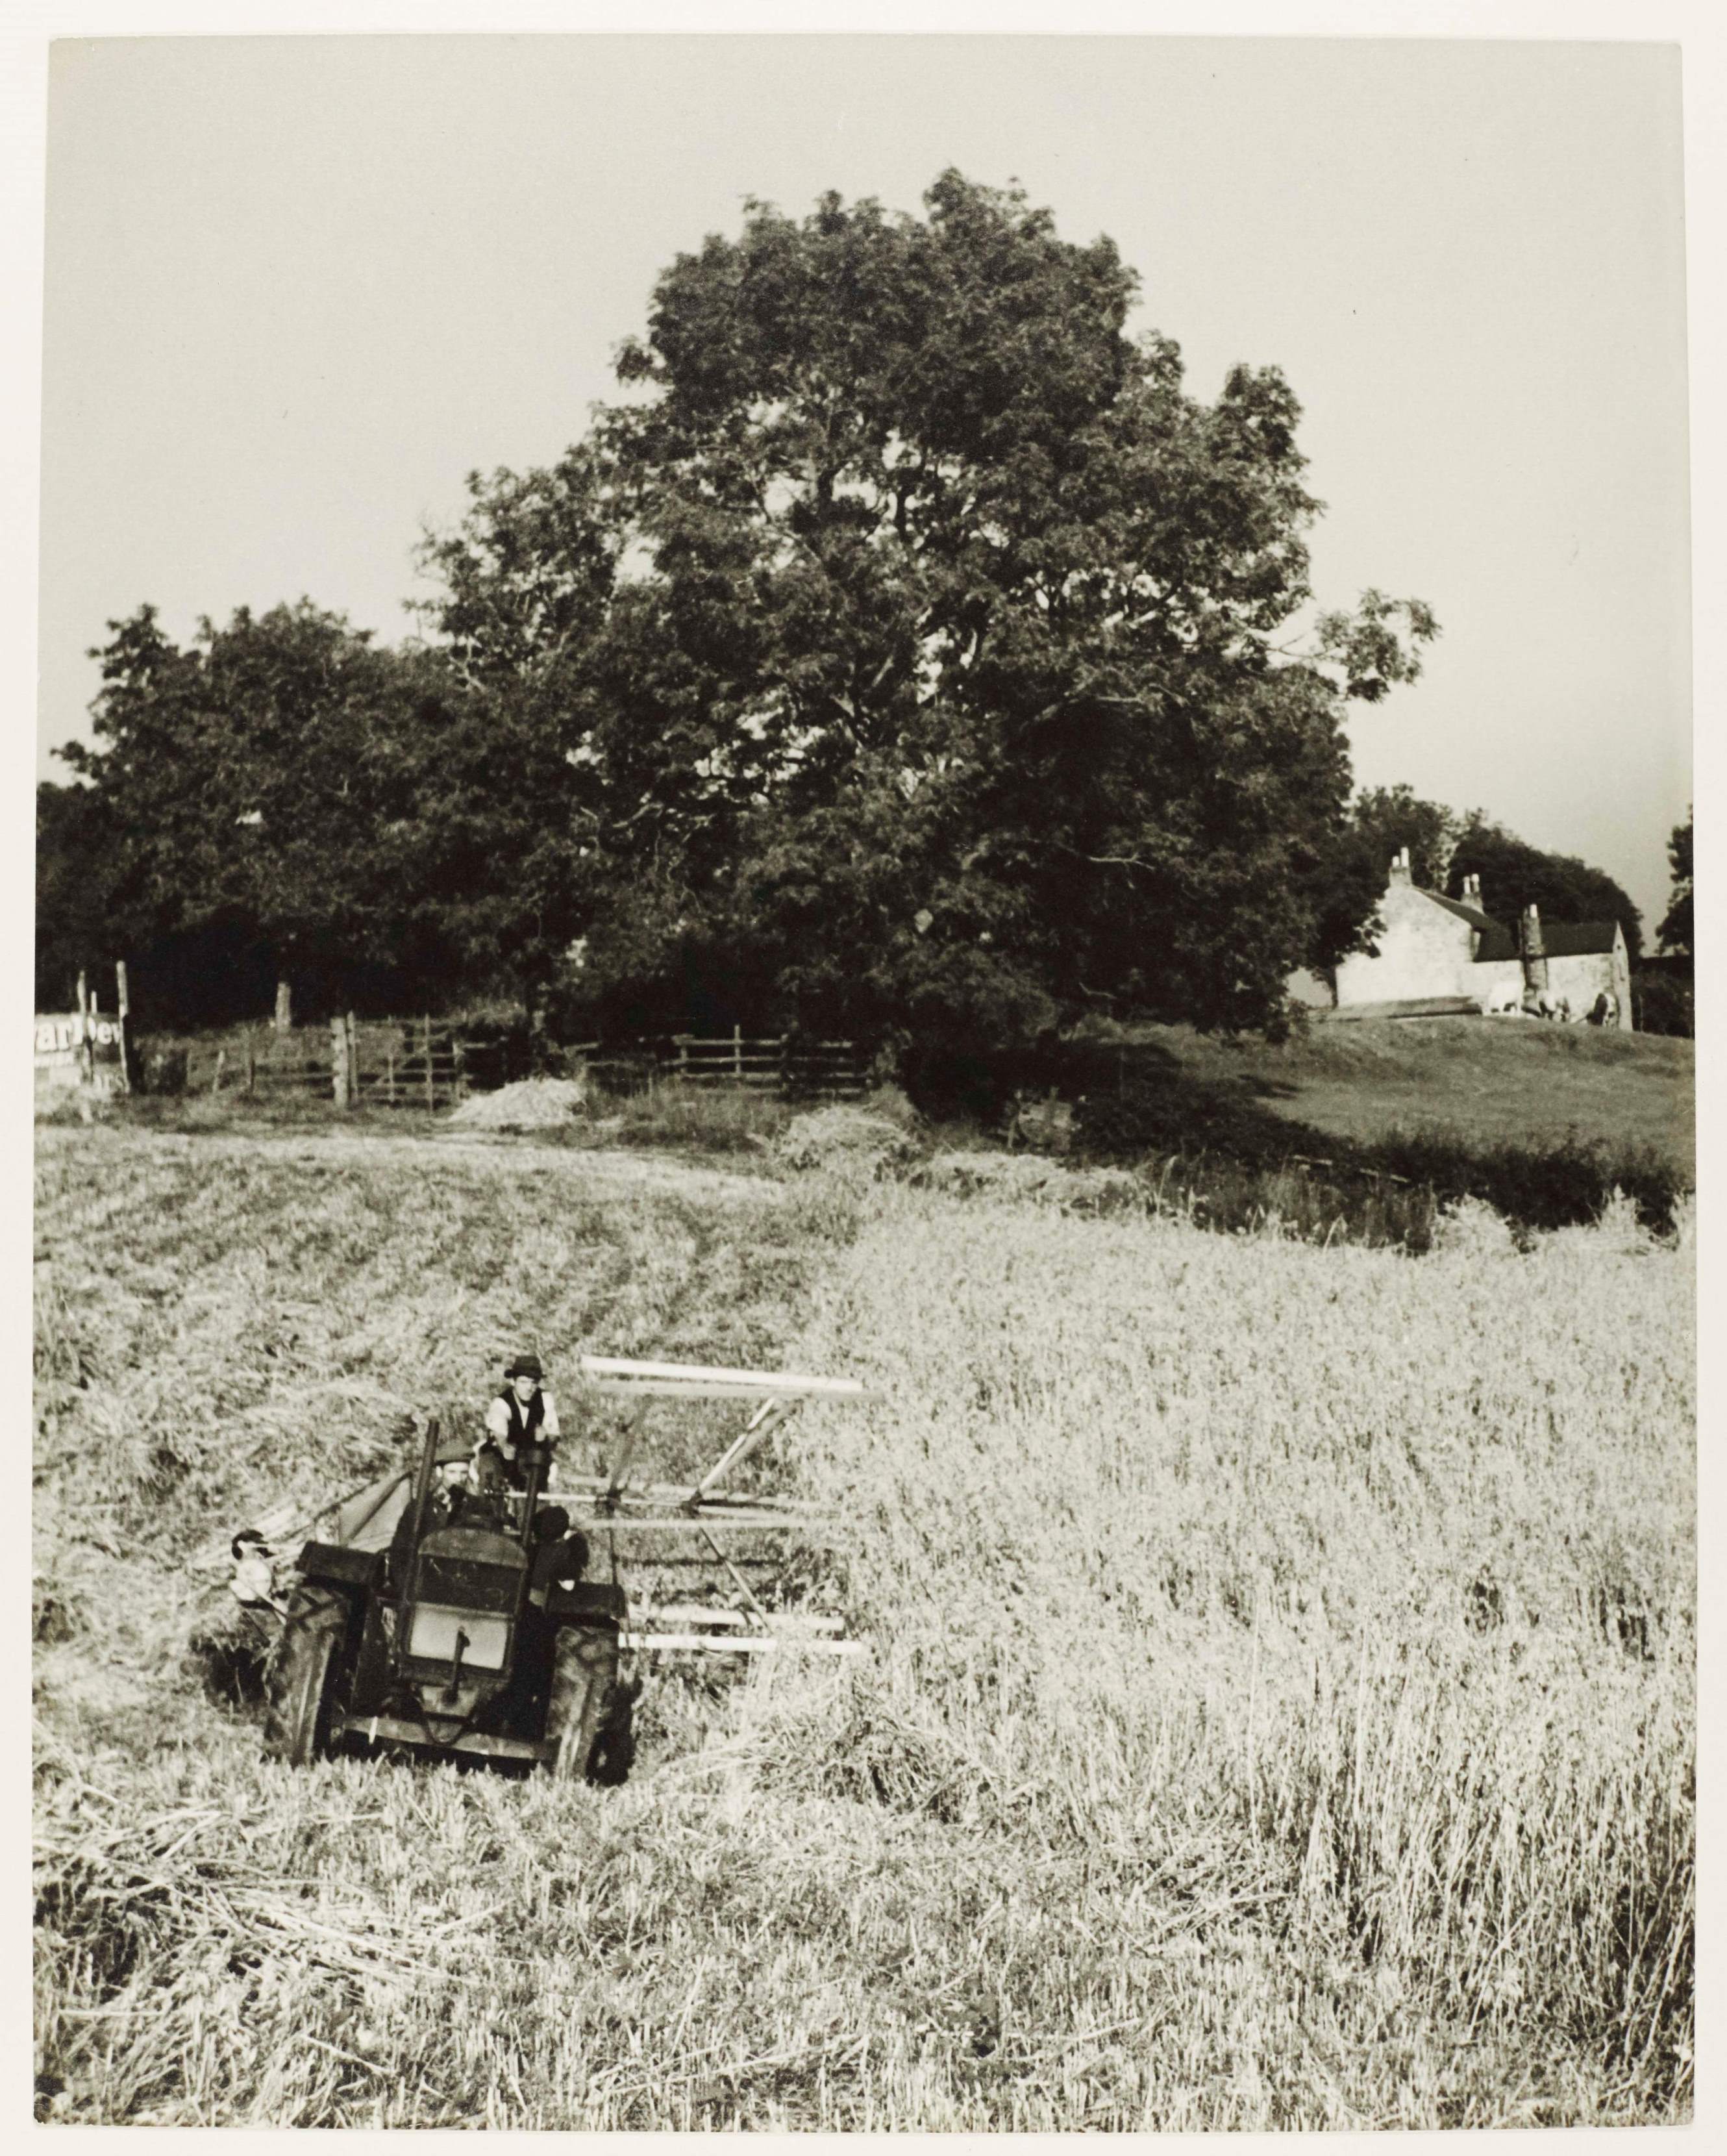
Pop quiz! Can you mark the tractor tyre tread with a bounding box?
[547,1623,623,1783]
[262,1585,350,1766]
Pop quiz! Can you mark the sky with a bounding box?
[36,33,1692,928]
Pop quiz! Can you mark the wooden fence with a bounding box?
[187,1018,469,1109]
[582,1032,862,1100]
[665,1030,863,1098]
[175,1021,863,1107]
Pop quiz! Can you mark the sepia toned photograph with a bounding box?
[30,28,1695,2129]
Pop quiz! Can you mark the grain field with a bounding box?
[33,1123,1693,2125]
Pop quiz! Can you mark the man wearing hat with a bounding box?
[473,1351,562,1491]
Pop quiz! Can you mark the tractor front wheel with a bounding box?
[263,1586,350,1764]
[547,1625,623,1782]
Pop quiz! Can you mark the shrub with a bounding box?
[1634,972,1693,1038]
[607,1081,794,1154]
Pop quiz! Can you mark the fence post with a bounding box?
[114,961,132,1094]
[734,1023,742,1081]
[346,1014,359,1105]
[245,1044,256,1096]
[212,1047,227,1097]
[386,1047,395,1105]
[331,1018,349,1109]
[423,1016,435,1113]
[75,970,95,1088]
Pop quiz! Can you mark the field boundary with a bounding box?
[144,1020,866,1109]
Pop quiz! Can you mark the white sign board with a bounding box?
[35,1012,125,1093]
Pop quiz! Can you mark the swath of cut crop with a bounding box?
[33,1125,1692,2127]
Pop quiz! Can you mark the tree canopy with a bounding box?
[422,171,1437,1050]
[1444,813,1643,964]
[1656,809,1692,957]
[1349,784,1461,895]
[45,171,1449,1050]
[51,601,590,1026]
[36,781,124,1012]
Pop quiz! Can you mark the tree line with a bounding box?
[35,172,1683,1060]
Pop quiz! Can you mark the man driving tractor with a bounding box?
[473,1351,562,1492]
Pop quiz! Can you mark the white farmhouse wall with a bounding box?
[1332,885,1477,1006]
[1472,936,1632,1027]
[1547,933,1632,1026]
[1474,959,1526,1012]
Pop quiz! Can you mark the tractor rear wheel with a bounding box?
[547,1625,621,1782]
[263,1586,350,1764]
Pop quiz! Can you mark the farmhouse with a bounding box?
[1289,850,1634,1025]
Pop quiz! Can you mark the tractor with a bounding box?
[242,1357,875,1777]
[264,1410,633,1777]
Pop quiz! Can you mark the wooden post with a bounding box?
[423,1016,435,1112]
[331,1018,349,1109]
[245,1045,256,1096]
[211,1047,227,1097]
[386,1047,396,1105]
[734,1023,742,1081]
[275,978,292,1035]
[114,962,132,1094]
[346,1014,359,1105]
[72,972,92,1087]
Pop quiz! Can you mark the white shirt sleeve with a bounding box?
[539,1390,561,1438]
[483,1396,511,1444]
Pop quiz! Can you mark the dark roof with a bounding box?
[1534,920,1621,957]
[1417,886,1519,960]
[1423,890,1498,934]
[1411,883,1622,964]
[1467,918,1621,965]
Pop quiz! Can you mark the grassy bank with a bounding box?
[1092,1016,1694,1178]
[34,1124,1693,2125]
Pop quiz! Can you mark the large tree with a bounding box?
[1350,784,1461,894]
[36,781,125,1010]
[60,603,589,1024]
[1444,813,1644,964]
[63,603,406,1021]
[422,172,1436,1047]
[1656,808,1692,957]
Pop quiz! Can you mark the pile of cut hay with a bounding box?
[914,1149,1145,1215]
[445,1076,587,1131]
[771,1105,921,1179]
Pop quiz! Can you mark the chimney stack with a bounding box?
[1463,873,1484,912]
[1519,903,1548,991]
[1388,846,1413,888]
